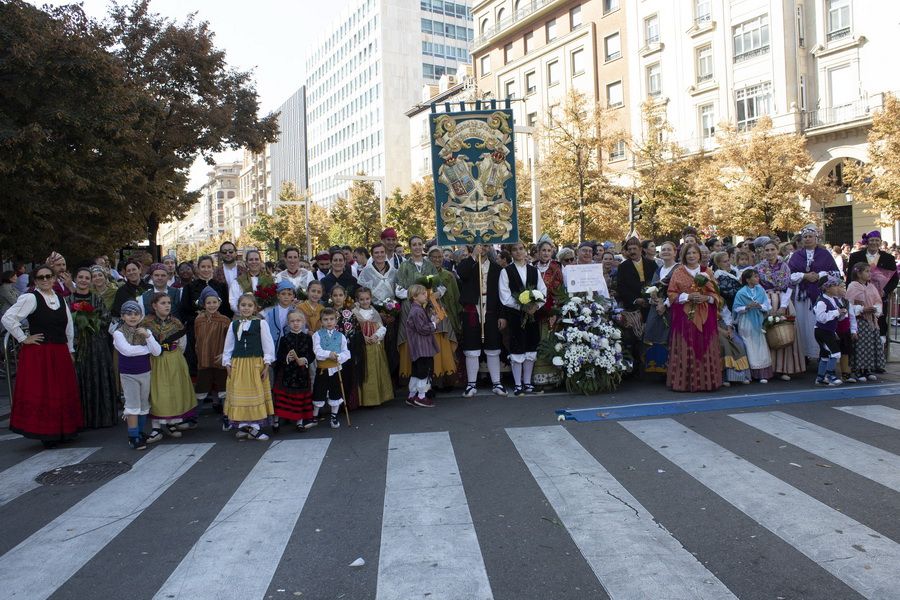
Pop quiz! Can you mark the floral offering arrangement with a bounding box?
[374,299,401,323]
[415,274,436,289]
[540,289,630,395]
[70,301,100,361]
[253,283,278,309]
[518,288,546,327]
[763,314,795,332]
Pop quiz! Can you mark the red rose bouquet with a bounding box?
[70,301,100,362]
[253,283,278,309]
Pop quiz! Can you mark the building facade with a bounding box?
[471,0,632,167]
[269,85,309,208]
[305,0,474,208]
[624,0,900,244]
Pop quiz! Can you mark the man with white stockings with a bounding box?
[499,242,547,396]
[456,244,508,397]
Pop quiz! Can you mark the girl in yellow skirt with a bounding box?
[222,293,275,440]
[352,287,393,406]
[142,292,197,442]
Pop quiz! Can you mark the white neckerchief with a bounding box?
[715,268,739,281]
[685,265,701,277]
[659,263,676,279]
[412,260,424,274]
[39,289,60,309]
[235,318,253,341]
[805,248,815,269]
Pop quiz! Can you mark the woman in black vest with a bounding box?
[1,264,82,447]
[498,242,547,396]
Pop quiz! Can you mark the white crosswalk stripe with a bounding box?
[732,411,900,493]
[622,418,900,600]
[507,425,737,600]
[1,405,900,599]
[376,431,493,600]
[0,433,23,442]
[836,404,900,430]
[154,439,330,600]
[0,447,99,507]
[0,444,212,600]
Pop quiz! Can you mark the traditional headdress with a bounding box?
[276,279,295,293]
[199,286,220,304]
[862,230,882,242]
[800,224,819,236]
[149,262,167,274]
[120,300,142,314]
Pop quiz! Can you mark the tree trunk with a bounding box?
[147,212,160,262]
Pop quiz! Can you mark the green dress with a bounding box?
[69,292,119,428]
[395,258,437,377]
[143,315,197,423]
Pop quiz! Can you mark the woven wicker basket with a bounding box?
[766,320,795,350]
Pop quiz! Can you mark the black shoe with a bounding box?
[221,416,231,432]
[330,414,340,429]
[299,418,317,429]
[513,386,525,397]
[128,436,147,450]
[41,440,58,449]
[272,417,280,433]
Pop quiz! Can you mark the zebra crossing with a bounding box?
[0,405,898,599]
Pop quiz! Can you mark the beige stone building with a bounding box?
[471,0,632,167]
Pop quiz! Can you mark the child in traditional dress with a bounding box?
[298,280,325,334]
[273,310,316,431]
[846,263,885,381]
[353,287,393,407]
[733,269,773,383]
[735,249,754,275]
[330,284,362,409]
[814,278,848,387]
[112,300,161,450]
[222,293,276,440]
[718,306,751,386]
[405,283,438,407]
[312,307,351,428]
[194,286,230,414]
[143,292,197,441]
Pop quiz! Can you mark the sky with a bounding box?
[37,0,353,187]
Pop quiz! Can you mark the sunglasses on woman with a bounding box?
[34,274,55,281]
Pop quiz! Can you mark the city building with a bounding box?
[471,0,632,167]
[269,85,309,207]
[223,147,272,241]
[624,0,900,244]
[304,0,474,208]
[198,162,241,241]
[406,67,477,183]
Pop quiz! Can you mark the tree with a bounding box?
[844,93,900,223]
[630,101,704,240]
[385,179,437,243]
[694,116,829,236]
[0,1,143,260]
[537,89,625,244]
[107,0,279,259]
[516,160,533,245]
[245,182,330,257]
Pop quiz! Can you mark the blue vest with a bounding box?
[317,327,344,354]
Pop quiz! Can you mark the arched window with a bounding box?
[497,7,506,22]
[480,17,489,34]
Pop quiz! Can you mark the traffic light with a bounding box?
[629,194,643,223]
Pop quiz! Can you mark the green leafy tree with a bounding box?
[107,0,279,258]
[845,93,900,223]
[246,181,330,257]
[385,179,437,243]
[0,1,142,260]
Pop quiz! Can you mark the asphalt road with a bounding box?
[1,378,899,600]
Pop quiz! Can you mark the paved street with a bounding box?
[1,376,900,600]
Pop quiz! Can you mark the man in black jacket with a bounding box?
[616,237,658,373]
[845,230,898,341]
[456,244,508,397]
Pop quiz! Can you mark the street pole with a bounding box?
[514,125,540,243]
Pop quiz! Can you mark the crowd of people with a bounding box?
[1,224,898,450]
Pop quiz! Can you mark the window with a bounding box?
[827,0,851,41]
[570,5,582,29]
[527,112,537,127]
[524,31,534,53]
[696,44,713,82]
[547,60,560,85]
[644,15,659,45]
[799,74,807,110]
[735,83,772,130]
[546,19,557,42]
[699,104,715,139]
[504,80,516,99]
[733,14,770,61]
[695,0,711,25]
[606,80,624,107]
[480,17,488,34]
[504,42,513,64]
[646,63,661,97]
[796,5,805,47]
[604,32,621,61]
[422,18,434,34]
[497,7,505,23]
[479,54,491,75]
[828,64,855,107]
[571,48,585,75]
[525,71,536,95]
[610,139,626,161]
[549,104,559,127]
[603,0,619,14]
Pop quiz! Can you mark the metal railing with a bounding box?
[733,45,770,63]
[888,289,900,362]
[474,0,558,47]
[827,27,851,42]
[804,99,871,129]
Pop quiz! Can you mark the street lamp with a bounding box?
[514,125,541,243]
[334,173,386,224]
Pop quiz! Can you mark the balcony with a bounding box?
[473,0,559,48]
[734,45,769,63]
[804,99,871,130]
[827,27,851,43]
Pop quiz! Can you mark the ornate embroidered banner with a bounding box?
[430,107,519,245]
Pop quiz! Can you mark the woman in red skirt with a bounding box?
[272,311,316,431]
[1,264,83,447]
